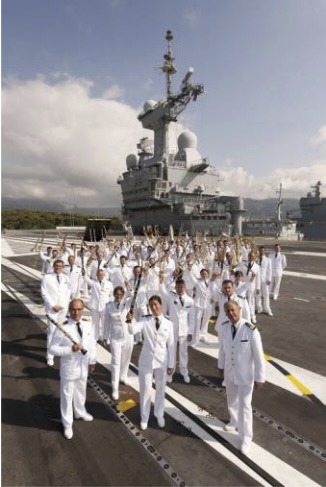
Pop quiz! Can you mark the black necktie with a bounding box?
[76,322,83,338]
[56,275,60,284]
[247,263,252,276]
[179,296,184,307]
[259,257,262,266]
[275,253,277,258]
[117,302,120,310]
[204,280,208,288]
[70,266,73,273]
[98,260,101,269]
[155,317,160,331]
[231,324,236,340]
[227,296,230,302]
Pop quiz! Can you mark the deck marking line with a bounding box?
[188,369,326,462]
[264,355,325,407]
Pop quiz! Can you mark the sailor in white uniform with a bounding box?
[256,246,273,315]
[84,269,114,340]
[161,279,195,383]
[49,299,97,440]
[218,300,265,455]
[104,286,134,400]
[270,244,287,300]
[127,295,174,431]
[41,259,71,366]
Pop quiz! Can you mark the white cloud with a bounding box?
[102,84,124,100]
[2,76,149,207]
[311,125,326,150]
[2,76,326,211]
[218,161,326,199]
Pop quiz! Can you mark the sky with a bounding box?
[2,0,326,209]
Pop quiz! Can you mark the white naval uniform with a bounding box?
[212,290,249,336]
[163,291,195,376]
[270,252,287,299]
[49,318,97,429]
[84,275,114,340]
[63,264,82,299]
[236,262,260,321]
[39,252,54,274]
[41,272,71,361]
[256,255,272,313]
[104,300,134,393]
[129,314,174,424]
[218,318,265,443]
[192,279,212,343]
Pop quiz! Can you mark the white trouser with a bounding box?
[80,277,89,297]
[46,309,67,360]
[110,336,134,392]
[194,306,211,343]
[270,276,282,298]
[225,378,254,442]
[139,366,166,423]
[246,288,256,320]
[60,376,88,429]
[256,282,271,313]
[90,309,105,341]
[172,333,189,376]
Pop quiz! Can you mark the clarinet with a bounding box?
[126,268,143,323]
[46,314,87,355]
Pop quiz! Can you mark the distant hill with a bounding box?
[244,198,300,220]
[1,197,121,218]
[2,196,300,221]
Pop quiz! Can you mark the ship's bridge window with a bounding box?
[150,182,156,191]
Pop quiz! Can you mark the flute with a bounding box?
[46,314,87,355]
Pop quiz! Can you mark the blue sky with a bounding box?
[2,0,326,207]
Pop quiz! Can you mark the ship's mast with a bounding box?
[162,30,177,101]
[276,183,283,222]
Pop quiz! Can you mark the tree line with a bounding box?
[1,209,122,230]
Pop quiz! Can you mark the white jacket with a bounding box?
[257,255,272,284]
[218,318,265,385]
[130,314,174,370]
[163,291,195,337]
[104,299,133,341]
[49,318,97,380]
[270,253,287,277]
[84,276,113,312]
[41,272,71,315]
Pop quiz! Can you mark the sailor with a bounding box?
[127,295,174,431]
[84,269,114,340]
[75,247,89,297]
[235,251,260,324]
[256,246,273,316]
[40,247,59,275]
[104,286,134,400]
[145,257,161,300]
[110,255,133,290]
[218,300,265,455]
[192,268,213,344]
[161,278,195,383]
[41,259,71,366]
[270,244,287,300]
[88,250,108,280]
[49,299,97,440]
[212,279,250,338]
[63,255,82,299]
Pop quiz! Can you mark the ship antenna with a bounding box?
[162,30,177,100]
[276,183,283,222]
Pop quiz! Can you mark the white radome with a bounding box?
[178,130,198,150]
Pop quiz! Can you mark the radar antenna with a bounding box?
[276,183,283,222]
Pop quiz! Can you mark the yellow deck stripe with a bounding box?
[286,375,313,396]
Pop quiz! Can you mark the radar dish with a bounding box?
[178,130,197,150]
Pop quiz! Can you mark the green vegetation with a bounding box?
[1,209,122,230]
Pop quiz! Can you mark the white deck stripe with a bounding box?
[283,270,326,281]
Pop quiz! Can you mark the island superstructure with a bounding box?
[117,30,245,236]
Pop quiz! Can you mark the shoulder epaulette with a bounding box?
[142,314,152,317]
[62,320,68,325]
[82,317,91,322]
[222,320,229,325]
[244,321,256,331]
[237,295,245,299]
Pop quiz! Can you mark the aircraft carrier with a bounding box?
[118,30,245,236]
[2,230,326,486]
